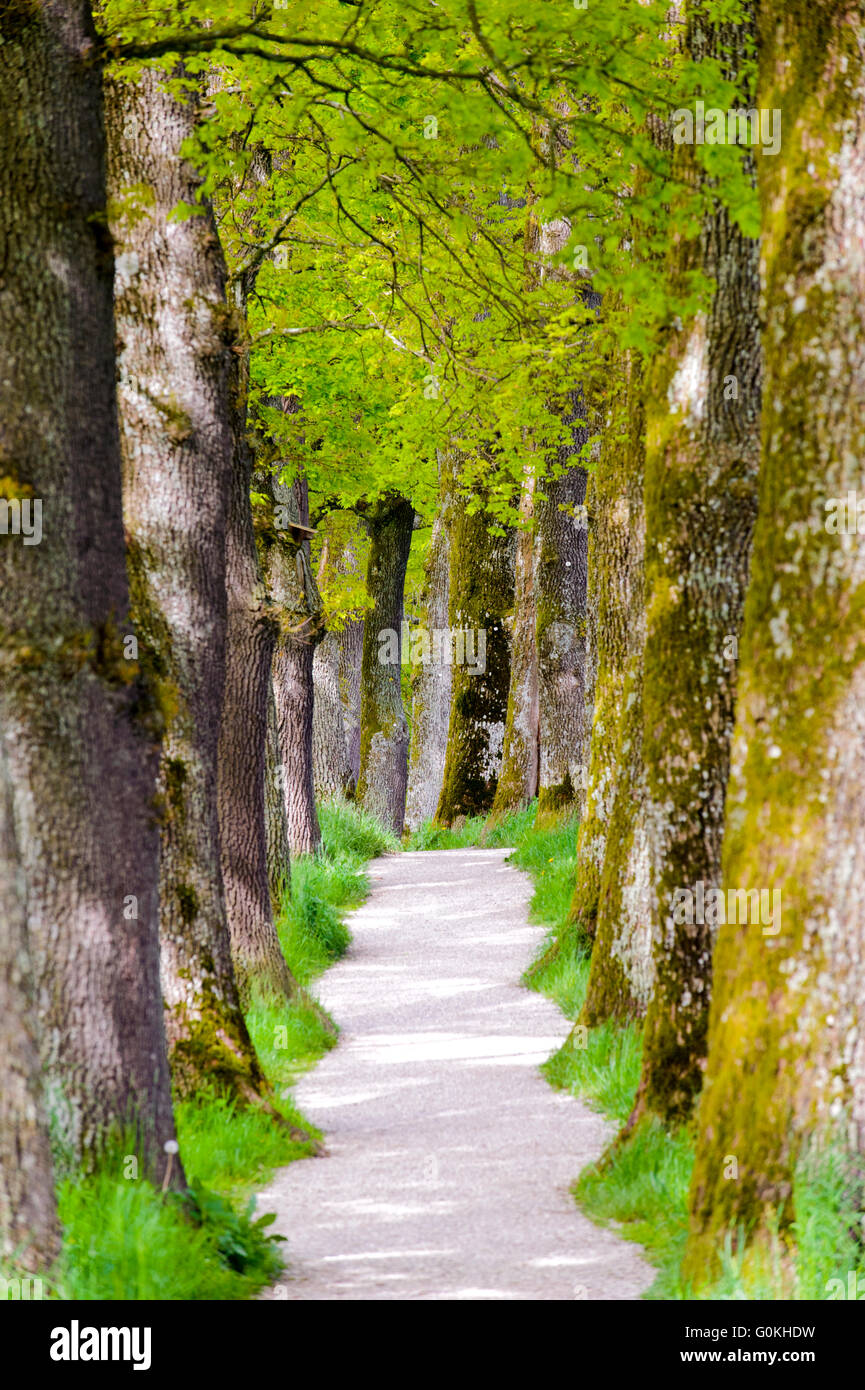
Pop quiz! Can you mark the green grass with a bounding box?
[278,799,398,984]
[575,1117,694,1297]
[29,797,393,1302]
[543,1020,643,1126]
[176,1086,318,1193]
[406,800,538,850]
[51,1168,284,1301]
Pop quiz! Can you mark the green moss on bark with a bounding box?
[684,2,865,1283]
[435,480,515,825]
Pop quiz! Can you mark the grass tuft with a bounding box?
[406,801,538,850]
[279,798,398,983]
[51,1167,283,1301]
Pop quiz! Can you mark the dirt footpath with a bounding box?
[259,847,652,1300]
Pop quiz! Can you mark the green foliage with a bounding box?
[509,811,579,935]
[278,869,353,981]
[311,511,372,629]
[177,1182,284,1276]
[528,926,590,1023]
[319,796,400,862]
[100,0,760,545]
[51,1166,283,1301]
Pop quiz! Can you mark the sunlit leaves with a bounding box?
[99,0,760,548]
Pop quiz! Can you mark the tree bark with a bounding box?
[105,66,267,1104]
[686,0,865,1278]
[339,615,364,786]
[0,739,59,1272]
[536,445,590,820]
[218,296,296,1007]
[264,679,290,906]
[356,494,415,835]
[0,0,181,1182]
[312,632,354,800]
[579,360,655,1024]
[629,13,761,1130]
[492,472,539,814]
[405,480,453,830]
[567,354,640,948]
[435,468,516,824]
[529,215,594,822]
[262,471,326,856]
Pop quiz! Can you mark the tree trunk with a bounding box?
[579,361,655,1024]
[0,739,59,1272]
[629,14,761,1129]
[356,494,415,835]
[685,0,865,1278]
[435,472,516,824]
[567,354,640,947]
[492,472,539,814]
[312,524,363,796]
[265,679,290,906]
[274,635,320,854]
[218,299,295,1007]
[0,0,181,1183]
[529,214,594,822]
[340,616,364,785]
[259,468,326,856]
[536,448,590,820]
[312,632,354,800]
[405,483,453,830]
[105,66,267,1104]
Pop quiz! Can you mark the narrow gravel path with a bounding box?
[259,847,652,1300]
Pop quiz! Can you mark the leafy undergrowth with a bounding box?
[416,800,865,1302]
[53,1167,284,1301]
[34,797,393,1301]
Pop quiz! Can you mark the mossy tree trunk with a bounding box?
[579,361,655,1024]
[0,1,182,1182]
[435,468,516,824]
[106,66,267,1104]
[492,471,539,815]
[0,739,59,1272]
[356,494,415,834]
[626,13,762,1131]
[685,0,865,1279]
[406,473,454,829]
[568,354,641,949]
